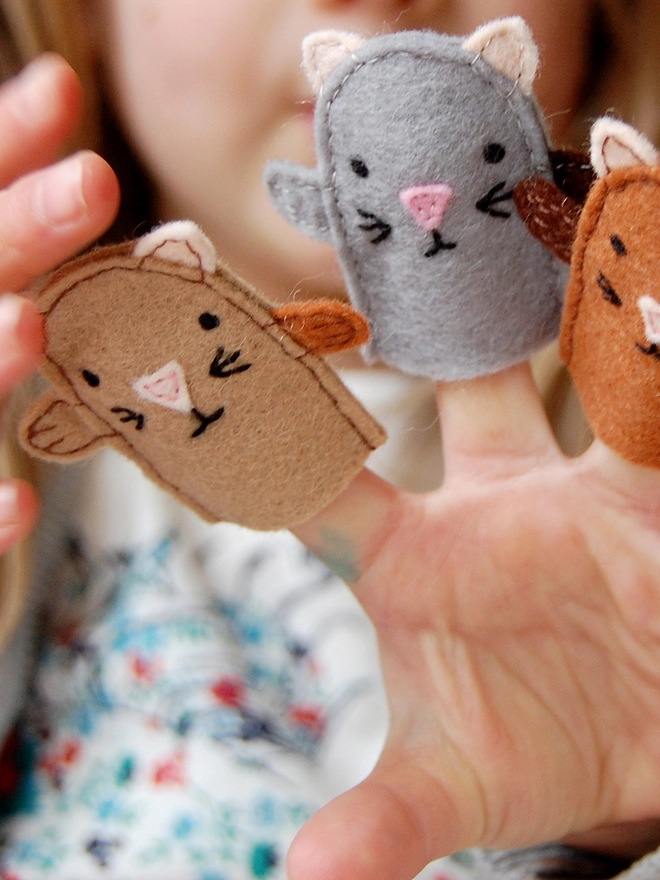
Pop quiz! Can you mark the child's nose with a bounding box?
[312,0,418,13]
[400,184,454,231]
[309,0,435,32]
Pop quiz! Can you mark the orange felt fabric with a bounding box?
[271,300,370,354]
[561,165,660,467]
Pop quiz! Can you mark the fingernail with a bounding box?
[33,155,87,226]
[0,293,42,359]
[0,484,19,525]
[9,55,61,128]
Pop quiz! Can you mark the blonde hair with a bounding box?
[580,0,660,144]
[616,0,660,142]
[0,2,101,650]
[0,0,100,150]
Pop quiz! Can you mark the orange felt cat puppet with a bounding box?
[560,119,660,467]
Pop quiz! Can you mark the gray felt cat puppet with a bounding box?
[265,18,567,381]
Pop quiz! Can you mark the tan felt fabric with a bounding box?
[19,245,386,529]
[561,165,660,467]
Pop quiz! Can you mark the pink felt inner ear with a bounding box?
[400,184,454,232]
[133,361,192,413]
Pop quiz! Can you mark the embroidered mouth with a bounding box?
[425,229,457,257]
[191,405,225,438]
[109,402,226,437]
[111,407,146,430]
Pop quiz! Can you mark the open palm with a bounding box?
[291,364,660,880]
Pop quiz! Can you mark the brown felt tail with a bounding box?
[514,177,583,264]
[514,151,597,264]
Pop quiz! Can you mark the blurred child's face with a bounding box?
[96,0,593,301]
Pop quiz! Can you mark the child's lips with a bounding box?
[298,100,315,125]
[294,99,316,148]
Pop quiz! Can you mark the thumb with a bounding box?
[287,764,468,880]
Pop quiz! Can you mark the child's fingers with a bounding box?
[0,297,45,558]
[288,763,465,880]
[0,478,39,557]
[0,53,82,190]
[291,468,404,586]
[0,150,120,292]
[583,440,660,511]
[0,294,45,396]
[436,362,560,481]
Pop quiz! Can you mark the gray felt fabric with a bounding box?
[265,29,566,380]
[266,163,332,244]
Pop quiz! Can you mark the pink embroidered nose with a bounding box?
[400,184,454,232]
[639,296,660,345]
[133,361,192,413]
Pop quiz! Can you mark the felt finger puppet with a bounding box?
[19,221,386,529]
[560,118,660,467]
[265,17,567,381]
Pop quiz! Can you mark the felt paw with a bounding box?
[19,222,385,528]
[20,391,114,459]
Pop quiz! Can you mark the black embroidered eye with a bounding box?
[199,312,220,330]
[484,143,506,164]
[82,370,100,387]
[597,271,622,307]
[350,158,370,178]
[610,234,627,256]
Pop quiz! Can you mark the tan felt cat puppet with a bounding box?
[19,221,386,529]
[560,119,660,468]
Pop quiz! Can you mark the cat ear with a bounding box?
[462,17,539,96]
[302,30,366,94]
[132,220,218,273]
[590,117,660,178]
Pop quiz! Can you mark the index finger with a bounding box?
[0,150,120,292]
[0,54,82,189]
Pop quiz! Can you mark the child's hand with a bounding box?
[291,363,660,880]
[0,54,119,553]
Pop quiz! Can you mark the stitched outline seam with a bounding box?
[323,47,562,331]
[41,260,380,519]
[565,173,660,363]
